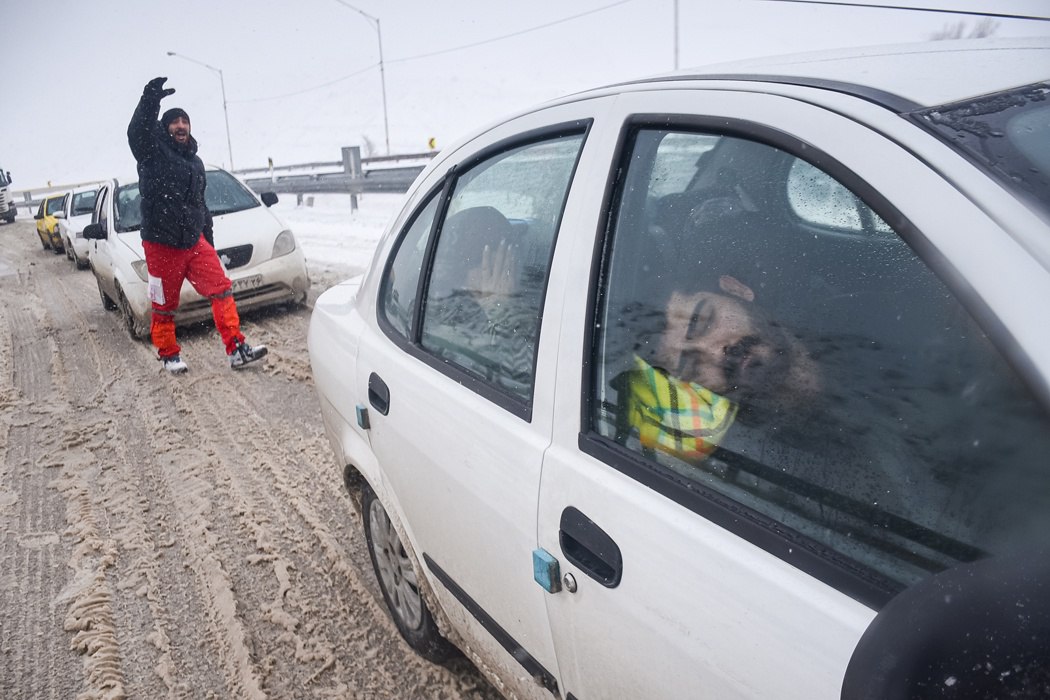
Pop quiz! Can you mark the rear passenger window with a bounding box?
[380,193,440,338]
[589,127,1050,595]
[420,133,585,401]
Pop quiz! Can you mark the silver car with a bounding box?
[309,37,1050,699]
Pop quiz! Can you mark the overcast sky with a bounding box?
[6,0,1049,189]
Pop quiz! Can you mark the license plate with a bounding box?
[232,274,263,292]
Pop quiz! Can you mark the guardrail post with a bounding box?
[342,146,362,213]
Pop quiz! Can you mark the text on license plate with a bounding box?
[232,275,263,292]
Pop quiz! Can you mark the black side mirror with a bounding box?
[842,552,1050,699]
[260,191,278,207]
[82,223,106,240]
[34,213,42,221]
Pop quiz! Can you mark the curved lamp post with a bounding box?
[166,51,236,170]
[333,1,391,155]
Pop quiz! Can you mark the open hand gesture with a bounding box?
[467,239,517,298]
[144,77,176,100]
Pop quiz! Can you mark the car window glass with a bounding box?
[591,127,1050,594]
[421,133,584,401]
[72,188,98,216]
[46,197,64,216]
[916,83,1050,221]
[380,193,440,338]
[72,190,98,216]
[205,170,260,215]
[114,184,142,232]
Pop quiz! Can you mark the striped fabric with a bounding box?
[625,355,738,462]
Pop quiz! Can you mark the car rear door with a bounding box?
[353,98,617,696]
[537,87,1050,698]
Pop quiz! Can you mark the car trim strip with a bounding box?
[422,553,560,696]
[618,73,923,113]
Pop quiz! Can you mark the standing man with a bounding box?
[128,76,267,374]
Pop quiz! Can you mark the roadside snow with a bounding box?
[271,192,403,283]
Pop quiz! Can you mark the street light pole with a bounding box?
[673,0,680,70]
[333,1,391,155]
[166,51,236,170]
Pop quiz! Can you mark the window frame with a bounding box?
[577,113,1046,609]
[377,119,593,422]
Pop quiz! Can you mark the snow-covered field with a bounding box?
[271,192,402,284]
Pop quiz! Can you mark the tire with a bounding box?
[117,288,149,340]
[97,277,118,311]
[39,232,51,250]
[361,481,457,663]
[65,238,74,261]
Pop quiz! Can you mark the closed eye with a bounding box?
[686,299,714,340]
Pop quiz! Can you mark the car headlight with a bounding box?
[272,229,297,259]
[131,260,149,282]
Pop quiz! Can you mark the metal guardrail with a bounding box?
[7,145,437,213]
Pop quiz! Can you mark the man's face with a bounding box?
[657,289,790,400]
[167,116,190,144]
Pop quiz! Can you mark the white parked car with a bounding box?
[58,183,101,269]
[308,38,1050,699]
[84,166,309,338]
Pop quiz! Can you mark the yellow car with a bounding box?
[34,193,67,252]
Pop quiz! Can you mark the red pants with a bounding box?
[142,237,244,358]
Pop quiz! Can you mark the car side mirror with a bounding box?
[34,213,42,220]
[842,552,1050,699]
[82,223,106,240]
[260,191,279,207]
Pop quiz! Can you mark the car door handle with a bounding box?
[368,372,390,415]
[559,507,622,588]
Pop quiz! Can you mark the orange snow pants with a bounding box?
[142,237,244,359]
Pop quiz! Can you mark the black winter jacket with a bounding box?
[127,91,213,249]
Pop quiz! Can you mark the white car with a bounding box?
[57,183,101,269]
[85,166,309,338]
[308,38,1050,699]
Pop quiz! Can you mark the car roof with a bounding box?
[615,36,1050,112]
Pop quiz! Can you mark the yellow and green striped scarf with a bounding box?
[626,355,738,462]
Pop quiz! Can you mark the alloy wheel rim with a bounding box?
[368,499,424,630]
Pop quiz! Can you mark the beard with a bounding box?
[721,322,793,405]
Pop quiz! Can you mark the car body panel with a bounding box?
[35,193,67,249]
[59,184,101,266]
[308,38,1050,699]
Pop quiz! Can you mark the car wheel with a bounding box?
[65,239,74,261]
[97,277,118,311]
[75,252,89,270]
[361,481,457,663]
[117,288,149,340]
[40,233,51,250]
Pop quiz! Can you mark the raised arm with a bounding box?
[127,77,175,163]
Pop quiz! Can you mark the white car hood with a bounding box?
[115,203,284,261]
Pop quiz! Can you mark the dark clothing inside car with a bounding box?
[127,90,213,249]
